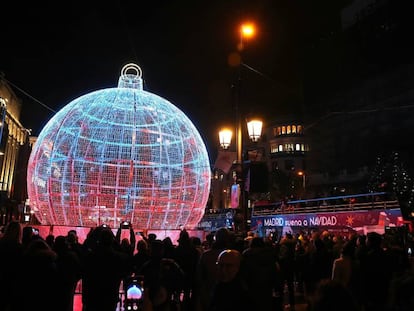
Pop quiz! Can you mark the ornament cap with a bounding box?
[118,63,143,90]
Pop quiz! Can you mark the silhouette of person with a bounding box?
[360,232,393,311]
[138,239,185,311]
[241,236,280,311]
[278,233,297,309]
[174,229,200,311]
[309,279,360,311]
[53,235,82,311]
[208,249,253,311]
[82,226,129,311]
[14,238,59,311]
[194,227,231,311]
[132,239,151,274]
[0,221,23,311]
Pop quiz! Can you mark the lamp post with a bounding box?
[217,21,262,234]
[218,119,262,233]
[297,171,306,191]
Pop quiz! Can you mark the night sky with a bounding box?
[1,1,352,162]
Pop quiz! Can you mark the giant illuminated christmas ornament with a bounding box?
[27,63,211,229]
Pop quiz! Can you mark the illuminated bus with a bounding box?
[250,192,404,237]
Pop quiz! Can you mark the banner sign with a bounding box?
[250,208,403,230]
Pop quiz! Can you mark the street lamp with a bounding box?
[217,21,262,234]
[238,22,256,51]
[219,120,263,155]
[218,128,232,150]
[218,118,263,233]
[297,171,306,190]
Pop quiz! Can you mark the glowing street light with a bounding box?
[219,128,233,150]
[218,119,263,159]
[238,22,256,51]
[247,119,263,142]
[241,23,256,38]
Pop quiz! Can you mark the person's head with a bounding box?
[216,249,241,283]
[356,234,366,246]
[163,236,174,247]
[190,236,201,247]
[367,232,382,250]
[98,227,115,248]
[45,234,55,248]
[149,240,164,258]
[214,227,230,248]
[341,242,355,258]
[121,238,131,248]
[54,235,68,253]
[22,226,34,245]
[136,239,148,253]
[148,233,157,241]
[67,229,78,244]
[250,236,265,248]
[177,229,190,245]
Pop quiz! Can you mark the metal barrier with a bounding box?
[252,200,400,216]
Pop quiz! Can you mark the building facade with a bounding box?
[0,77,31,223]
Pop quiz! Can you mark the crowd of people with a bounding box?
[1,221,414,311]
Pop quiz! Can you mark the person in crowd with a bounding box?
[81,226,130,311]
[21,225,34,248]
[115,222,136,256]
[308,279,360,311]
[148,233,157,242]
[67,229,84,259]
[53,235,82,311]
[162,236,176,259]
[190,236,204,256]
[354,234,368,263]
[0,221,23,311]
[174,229,200,311]
[14,238,59,311]
[387,270,414,311]
[360,232,393,311]
[204,232,215,250]
[194,227,232,311]
[278,232,297,310]
[208,249,253,311]
[306,233,333,297]
[331,241,362,307]
[241,236,281,311]
[138,239,185,311]
[331,241,355,286]
[45,233,55,249]
[294,233,308,294]
[132,239,151,273]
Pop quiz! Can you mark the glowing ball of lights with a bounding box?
[27,63,211,229]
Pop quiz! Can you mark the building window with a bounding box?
[281,126,286,134]
[287,125,291,134]
[295,143,301,151]
[271,144,278,153]
[292,125,297,134]
[278,144,283,152]
[285,143,294,152]
[297,125,303,134]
